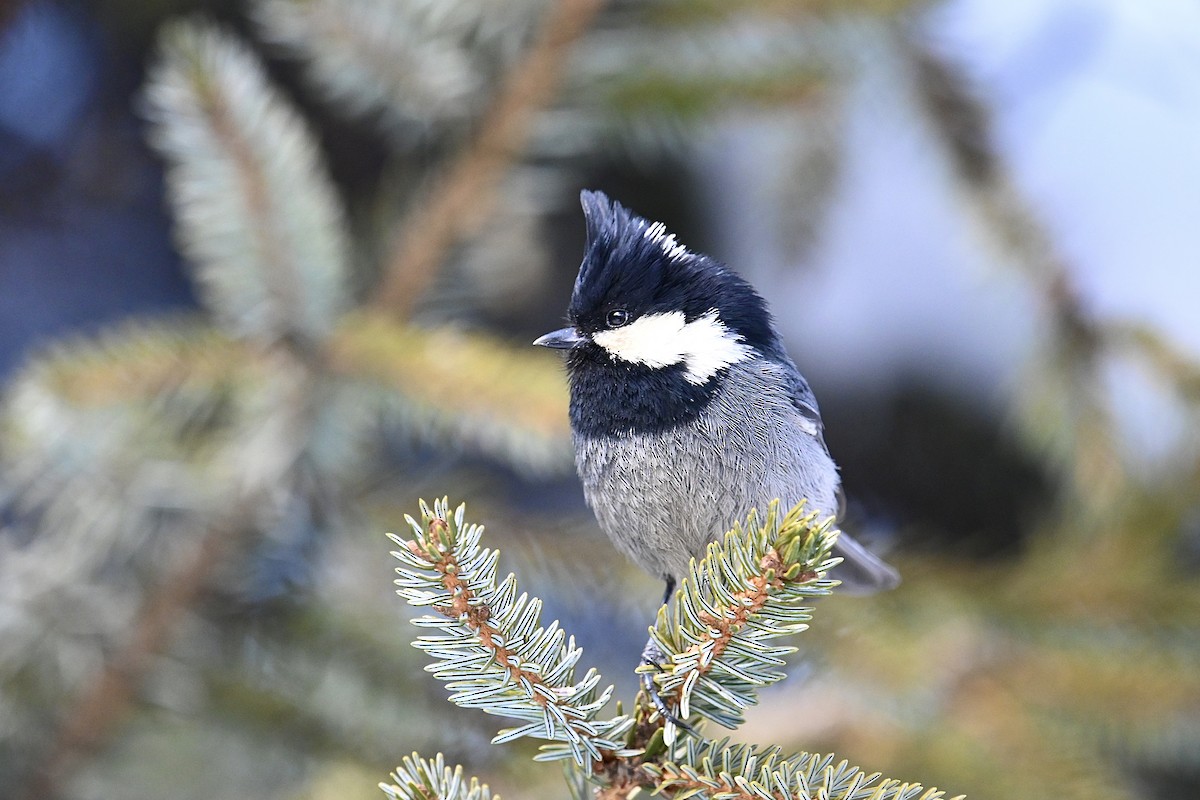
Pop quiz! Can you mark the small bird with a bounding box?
[536,190,899,608]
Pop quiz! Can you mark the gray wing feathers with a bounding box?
[781,360,900,593]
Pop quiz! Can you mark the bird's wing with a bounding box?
[782,362,830,445]
[777,358,901,593]
[790,385,846,517]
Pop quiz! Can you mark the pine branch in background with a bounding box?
[907,36,1200,518]
[1,12,580,771]
[1105,321,1200,411]
[900,42,1128,505]
[0,323,247,728]
[18,509,252,800]
[14,20,350,800]
[797,493,1200,800]
[143,19,350,347]
[562,10,832,156]
[592,24,830,124]
[330,315,570,475]
[369,0,607,318]
[256,0,544,138]
[389,499,956,799]
[645,0,926,23]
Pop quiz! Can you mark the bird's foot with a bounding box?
[638,638,694,734]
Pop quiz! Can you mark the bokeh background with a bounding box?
[1,1,1198,798]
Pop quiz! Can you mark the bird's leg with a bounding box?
[638,576,694,733]
[660,575,676,607]
[640,636,692,730]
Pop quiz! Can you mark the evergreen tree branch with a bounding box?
[329,314,571,474]
[645,0,926,24]
[8,327,329,799]
[18,508,252,800]
[389,499,958,799]
[900,41,1127,502]
[648,739,959,800]
[1104,321,1200,410]
[604,65,827,122]
[389,499,635,768]
[0,325,252,725]
[380,752,495,800]
[2,314,571,480]
[370,0,607,319]
[904,43,1076,301]
[13,339,326,799]
[5,321,243,414]
[255,0,542,137]
[143,20,350,347]
[645,501,839,742]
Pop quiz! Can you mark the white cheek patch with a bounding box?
[592,310,752,384]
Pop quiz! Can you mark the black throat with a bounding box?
[566,345,719,438]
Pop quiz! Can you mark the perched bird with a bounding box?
[536,190,899,608]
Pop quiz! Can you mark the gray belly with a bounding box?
[573,361,840,581]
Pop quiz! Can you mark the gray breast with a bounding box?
[574,358,840,582]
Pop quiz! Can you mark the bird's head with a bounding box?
[535,190,783,385]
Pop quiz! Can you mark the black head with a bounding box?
[535,190,788,437]
[567,190,781,354]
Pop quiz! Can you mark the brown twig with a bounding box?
[370,0,608,318]
[905,42,1088,317]
[903,41,1132,498]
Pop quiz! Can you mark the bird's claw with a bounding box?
[639,641,695,734]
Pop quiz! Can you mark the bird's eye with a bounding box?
[606,309,630,328]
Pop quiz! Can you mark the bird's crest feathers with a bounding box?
[570,190,781,362]
[573,191,692,308]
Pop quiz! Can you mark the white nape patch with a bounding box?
[644,222,690,261]
[592,310,751,384]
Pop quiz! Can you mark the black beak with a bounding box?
[533,326,587,350]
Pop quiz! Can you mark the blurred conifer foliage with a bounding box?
[0,1,1196,799]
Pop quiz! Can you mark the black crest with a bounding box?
[568,190,781,357]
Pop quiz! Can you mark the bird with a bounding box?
[534,190,899,717]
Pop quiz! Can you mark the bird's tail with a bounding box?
[830,531,901,594]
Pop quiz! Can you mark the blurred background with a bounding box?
[1,0,1198,798]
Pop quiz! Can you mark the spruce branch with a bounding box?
[143,19,350,346]
[12,340,325,800]
[389,499,634,768]
[604,66,826,122]
[645,0,925,24]
[1104,321,1200,410]
[380,752,495,800]
[647,739,960,800]
[645,501,839,742]
[5,321,243,414]
[389,499,958,799]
